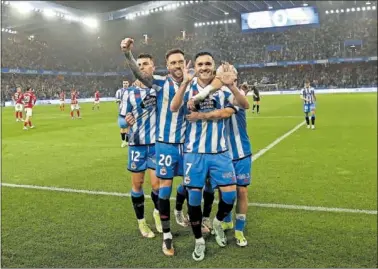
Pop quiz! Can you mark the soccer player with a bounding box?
[59,90,65,111]
[171,52,245,261]
[251,80,261,114]
[70,89,81,119]
[92,90,100,110]
[116,80,130,148]
[121,38,190,256]
[187,80,252,247]
[22,87,37,130]
[13,87,24,122]
[300,79,316,129]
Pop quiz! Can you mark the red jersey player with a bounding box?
[59,91,65,111]
[70,89,81,119]
[23,87,37,130]
[92,90,100,110]
[13,87,24,122]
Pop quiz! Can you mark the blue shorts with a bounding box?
[183,152,236,189]
[233,155,252,186]
[155,142,183,179]
[118,115,128,129]
[304,103,316,113]
[128,145,156,172]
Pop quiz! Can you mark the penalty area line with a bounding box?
[1,183,376,215]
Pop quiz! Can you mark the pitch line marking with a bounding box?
[3,122,375,215]
[1,183,376,215]
[252,121,306,161]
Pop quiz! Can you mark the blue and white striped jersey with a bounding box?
[152,75,186,144]
[227,107,252,160]
[126,86,157,146]
[117,88,129,115]
[183,79,238,154]
[301,87,316,104]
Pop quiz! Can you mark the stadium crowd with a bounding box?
[1,11,377,100]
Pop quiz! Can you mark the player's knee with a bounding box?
[220,190,236,205]
[158,185,172,200]
[131,174,144,189]
[188,188,202,207]
[237,186,248,199]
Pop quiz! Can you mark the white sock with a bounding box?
[195,237,205,244]
[163,232,172,240]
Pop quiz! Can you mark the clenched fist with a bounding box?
[120,38,134,52]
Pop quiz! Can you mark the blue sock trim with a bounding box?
[188,189,202,207]
[224,211,232,222]
[235,215,246,231]
[158,186,172,200]
[221,190,236,205]
[177,184,185,195]
[131,190,144,197]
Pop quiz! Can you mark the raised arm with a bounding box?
[186,107,236,122]
[171,60,193,112]
[228,84,250,110]
[120,38,153,88]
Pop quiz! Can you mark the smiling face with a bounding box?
[195,54,215,83]
[166,52,185,81]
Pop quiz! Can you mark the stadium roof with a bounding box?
[54,1,147,13]
[1,1,376,35]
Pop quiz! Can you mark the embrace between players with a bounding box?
[120,37,253,261]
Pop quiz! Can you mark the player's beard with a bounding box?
[170,68,183,82]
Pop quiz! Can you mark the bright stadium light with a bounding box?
[206,22,210,25]
[330,9,334,13]
[268,6,273,9]
[82,17,99,29]
[220,20,224,24]
[372,6,376,10]
[356,7,360,11]
[43,9,55,17]
[232,19,236,23]
[215,21,219,24]
[210,21,214,24]
[12,1,33,14]
[351,7,355,11]
[303,3,308,6]
[366,1,371,4]
[194,22,198,27]
[346,8,350,12]
[341,9,344,12]
[190,0,193,3]
[336,9,339,13]
[362,6,366,10]
[367,6,371,10]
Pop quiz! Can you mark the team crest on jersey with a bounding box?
[196,97,216,112]
[131,162,137,170]
[160,166,167,176]
[184,176,190,185]
[141,95,157,109]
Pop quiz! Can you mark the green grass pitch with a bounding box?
[1,93,377,268]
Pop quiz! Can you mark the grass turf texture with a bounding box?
[2,93,377,267]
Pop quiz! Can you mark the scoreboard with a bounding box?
[241,6,320,33]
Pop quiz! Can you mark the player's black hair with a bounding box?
[26,86,32,91]
[194,51,214,61]
[137,53,154,60]
[165,48,185,61]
